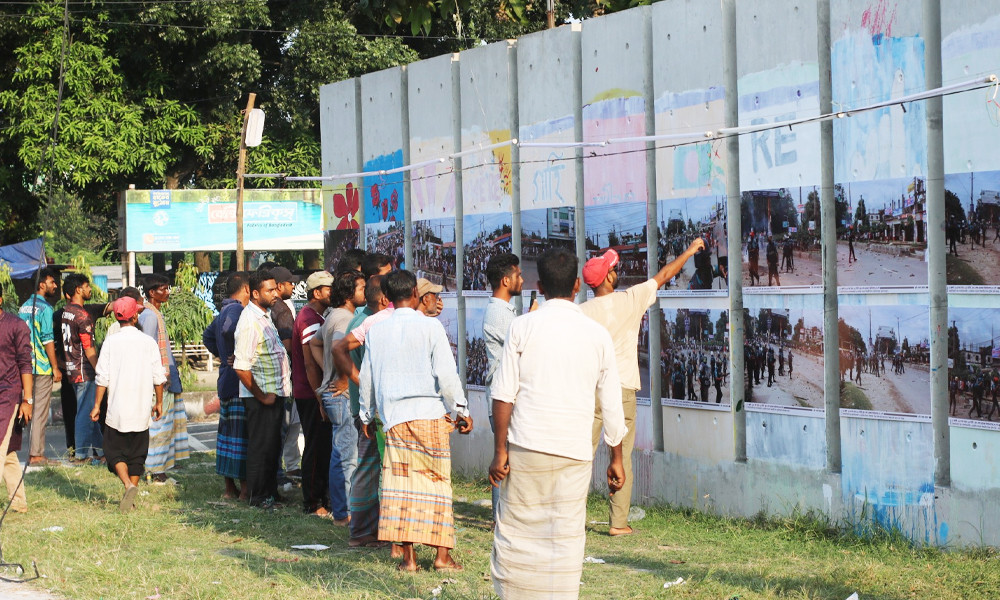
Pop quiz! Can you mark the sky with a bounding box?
[839,304,929,344]
[944,169,1000,205]
[463,212,512,246]
[949,307,1000,350]
[584,201,646,246]
[841,177,922,211]
[657,196,725,227]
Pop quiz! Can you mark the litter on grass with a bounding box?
[472,499,492,508]
[145,587,161,600]
[583,557,606,564]
[845,594,859,600]
[628,506,646,521]
[663,577,685,589]
[291,544,330,551]
[41,526,63,532]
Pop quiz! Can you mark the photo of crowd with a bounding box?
[520,206,576,290]
[837,304,930,415]
[658,308,730,404]
[465,299,488,388]
[323,229,360,272]
[413,218,457,291]
[741,300,824,408]
[584,202,648,288]
[438,300,460,363]
[947,307,1000,423]
[365,221,405,269]
[657,196,728,291]
[463,213,512,291]
[943,170,1000,286]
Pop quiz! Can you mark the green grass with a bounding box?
[6,454,999,599]
[945,253,985,285]
[839,381,873,411]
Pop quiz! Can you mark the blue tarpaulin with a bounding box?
[0,238,46,278]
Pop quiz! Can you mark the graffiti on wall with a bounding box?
[583,94,647,206]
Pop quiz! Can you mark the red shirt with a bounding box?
[291,304,325,399]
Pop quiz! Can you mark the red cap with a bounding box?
[582,249,620,287]
[112,296,139,321]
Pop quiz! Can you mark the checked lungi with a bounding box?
[215,397,248,480]
[491,443,592,600]
[378,418,455,549]
[144,391,190,474]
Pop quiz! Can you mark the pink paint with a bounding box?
[861,0,897,37]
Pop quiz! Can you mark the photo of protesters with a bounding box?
[584,202,648,288]
[465,299,487,388]
[741,187,822,287]
[834,177,929,286]
[521,206,576,290]
[365,221,405,270]
[947,307,1000,422]
[943,170,1000,286]
[837,304,930,415]
[413,218,457,291]
[658,308,730,405]
[438,300,460,363]
[657,197,728,291]
[323,229,360,272]
[463,213,512,291]
[741,301,824,408]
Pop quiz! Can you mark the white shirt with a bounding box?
[359,307,469,431]
[491,299,626,461]
[94,326,167,432]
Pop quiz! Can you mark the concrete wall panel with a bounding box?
[747,408,826,469]
[662,404,735,463]
[408,54,457,220]
[950,425,1000,491]
[319,80,362,232]
[360,67,406,229]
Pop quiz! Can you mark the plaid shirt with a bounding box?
[233,301,291,398]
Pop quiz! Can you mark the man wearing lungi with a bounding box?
[489,248,627,599]
[358,270,472,572]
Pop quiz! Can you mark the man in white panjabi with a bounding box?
[488,248,627,599]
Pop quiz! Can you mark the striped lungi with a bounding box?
[491,444,592,600]
[144,392,190,474]
[215,397,247,479]
[378,418,455,549]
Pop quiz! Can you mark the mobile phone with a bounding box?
[529,290,537,311]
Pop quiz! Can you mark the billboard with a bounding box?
[124,189,323,252]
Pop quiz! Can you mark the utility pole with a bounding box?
[546,0,555,29]
[235,93,256,271]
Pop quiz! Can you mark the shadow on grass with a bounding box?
[28,465,112,504]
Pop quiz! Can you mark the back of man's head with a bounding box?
[361,252,392,279]
[63,273,89,299]
[486,253,519,290]
[537,248,578,299]
[257,261,280,271]
[365,275,385,309]
[226,272,249,298]
[337,249,366,274]
[382,270,417,305]
[119,287,143,303]
[331,270,364,308]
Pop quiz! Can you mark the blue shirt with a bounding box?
[18,294,54,376]
[202,298,244,399]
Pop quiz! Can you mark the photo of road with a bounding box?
[742,305,824,408]
[521,206,575,291]
[946,307,1000,422]
[837,304,930,414]
[944,170,1000,286]
[740,187,822,288]
[656,196,728,291]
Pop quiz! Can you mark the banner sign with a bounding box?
[124,189,323,252]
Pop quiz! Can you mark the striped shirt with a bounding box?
[18,294,54,376]
[290,304,324,399]
[233,301,291,398]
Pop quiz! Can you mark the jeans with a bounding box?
[322,392,358,520]
[73,381,103,459]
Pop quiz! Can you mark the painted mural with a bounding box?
[654,87,727,200]
[583,94,647,207]
[519,116,577,211]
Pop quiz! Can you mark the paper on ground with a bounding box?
[291,544,330,551]
[583,556,606,564]
[663,577,685,589]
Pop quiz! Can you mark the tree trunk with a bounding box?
[152,253,166,274]
[303,250,321,270]
[194,251,212,272]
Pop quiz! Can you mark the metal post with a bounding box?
[509,40,523,313]
[235,93,256,271]
[924,0,949,488]
[453,54,468,387]
[722,0,746,462]
[572,23,586,304]
[817,0,841,474]
[402,66,413,271]
[355,79,367,251]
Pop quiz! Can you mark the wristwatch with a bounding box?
[22,398,33,406]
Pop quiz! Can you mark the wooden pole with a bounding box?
[235,93,256,271]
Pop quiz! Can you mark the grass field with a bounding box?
[3,454,998,599]
[839,382,873,411]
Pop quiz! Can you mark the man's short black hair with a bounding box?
[382,270,417,305]
[486,253,520,290]
[63,273,90,299]
[143,274,170,299]
[365,274,385,307]
[248,269,275,294]
[119,287,143,303]
[537,248,578,299]
[331,270,364,308]
[361,252,392,279]
[226,271,249,297]
[337,249,366,274]
[257,261,280,271]
[37,267,59,291]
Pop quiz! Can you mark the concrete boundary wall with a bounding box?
[318,0,1000,548]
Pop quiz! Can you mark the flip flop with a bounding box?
[120,485,139,513]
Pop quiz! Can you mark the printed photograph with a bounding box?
[658,308,730,405]
[740,187,822,287]
[365,221,405,270]
[323,229,360,272]
[463,213,512,291]
[947,307,1000,422]
[465,299,487,389]
[657,196,729,291]
[521,206,576,291]
[413,218,457,292]
[584,202,648,288]
[944,170,1000,286]
[837,304,930,414]
[438,299,460,364]
[742,304,825,408]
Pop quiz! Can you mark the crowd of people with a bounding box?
[463,229,511,291]
[950,371,1000,421]
[660,344,728,403]
[465,335,489,388]
[412,222,456,290]
[743,341,795,390]
[947,216,1000,256]
[365,224,405,270]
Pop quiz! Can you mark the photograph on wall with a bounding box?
[658,307,730,406]
[463,212,512,292]
[740,187,821,288]
[837,301,930,415]
[656,196,728,292]
[521,206,576,291]
[742,295,824,409]
[465,297,487,389]
[584,202,648,288]
[365,221,405,270]
[438,294,459,364]
[836,177,929,288]
[944,170,1000,286]
[413,218,457,292]
[323,229,360,272]
[947,306,1000,424]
